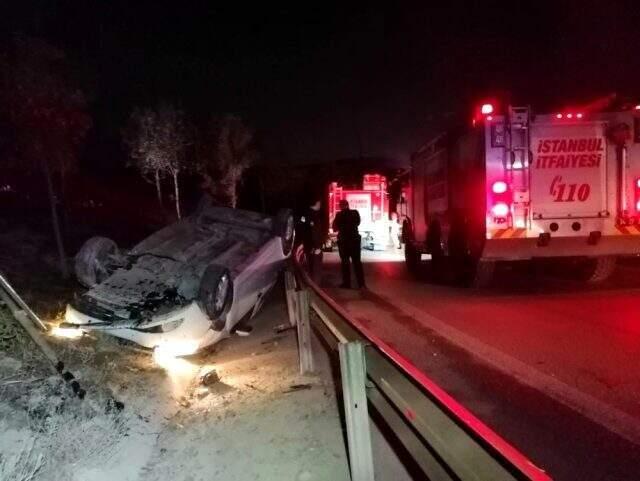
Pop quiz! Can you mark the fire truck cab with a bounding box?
[403,102,640,286]
[327,174,390,250]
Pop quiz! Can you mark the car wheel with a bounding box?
[274,208,295,256]
[74,236,119,288]
[199,264,233,331]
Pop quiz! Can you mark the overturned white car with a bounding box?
[62,206,294,355]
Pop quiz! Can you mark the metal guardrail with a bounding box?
[287,247,551,481]
[0,271,87,399]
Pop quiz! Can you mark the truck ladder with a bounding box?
[505,106,531,229]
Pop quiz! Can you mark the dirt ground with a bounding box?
[0,289,351,481]
[0,226,416,481]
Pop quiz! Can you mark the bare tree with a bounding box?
[0,35,91,278]
[123,108,166,206]
[124,104,192,218]
[217,115,258,207]
[160,105,192,219]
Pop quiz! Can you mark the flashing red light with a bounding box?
[486,115,493,121]
[567,113,573,119]
[491,202,509,217]
[556,113,563,119]
[492,181,508,194]
[481,103,494,115]
[576,113,583,119]
[636,200,640,211]
[636,178,640,189]
[635,105,640,110]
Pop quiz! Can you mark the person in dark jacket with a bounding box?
[301,199,324,283]
[332,199,365,288]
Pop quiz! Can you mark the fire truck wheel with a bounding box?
[471,260,495,288]
[74,236,119,288]
[584,256,617,284]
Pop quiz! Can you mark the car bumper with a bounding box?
[482,235,640,261]
[64,301,226,354]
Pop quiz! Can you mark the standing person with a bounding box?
[301,199,324,283]
[332,199,365,289]
[389,212,401,249]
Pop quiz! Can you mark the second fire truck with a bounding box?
[327,174,390,250]
[403,100,640,286]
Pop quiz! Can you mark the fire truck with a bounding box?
[403,101,640,286]
[327,174,390,250]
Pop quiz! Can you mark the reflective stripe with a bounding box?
[488,228,528,239]
[489,225,640,238]
[615,225,640,235]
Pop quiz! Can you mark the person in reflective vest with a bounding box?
[332,199,365,289]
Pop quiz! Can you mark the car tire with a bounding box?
[274,208,295,256]
[75,236,118,288]
[199,264,233,331]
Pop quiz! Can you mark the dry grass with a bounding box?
[0,305,130,481]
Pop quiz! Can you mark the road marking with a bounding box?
[365,279,640,446]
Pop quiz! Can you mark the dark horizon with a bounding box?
[2,2,640,169]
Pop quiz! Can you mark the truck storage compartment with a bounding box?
[530,122,608,219]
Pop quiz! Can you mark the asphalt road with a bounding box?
[321,249,640,481]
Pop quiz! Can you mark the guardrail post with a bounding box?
[285,270,297,327]
[339,341,374,481]
[295,289,314,374]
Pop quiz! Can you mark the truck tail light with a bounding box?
[490,180,511,221]
[492,181,508,194]
[491,202,510,217]
[481,103,494,115]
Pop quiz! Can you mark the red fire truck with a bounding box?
[403,101,640,286]
[327,174,390,250]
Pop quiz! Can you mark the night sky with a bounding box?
[2,1,640,167]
